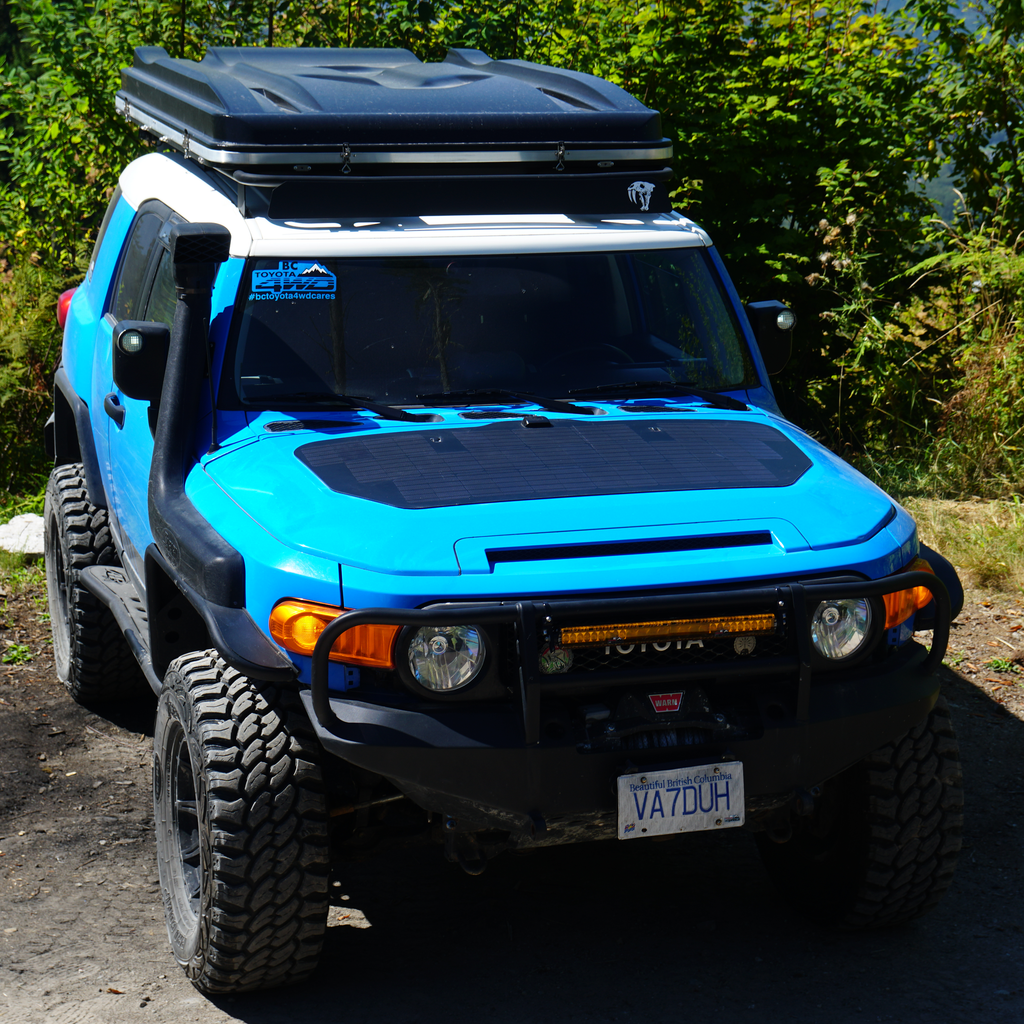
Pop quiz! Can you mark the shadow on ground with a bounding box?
[198,669,1022,1024]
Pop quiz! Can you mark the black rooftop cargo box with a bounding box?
[117,46,671,170]
[117,46,675,216]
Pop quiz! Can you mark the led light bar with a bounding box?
[559,614,776,648]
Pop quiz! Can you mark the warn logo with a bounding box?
[649,691,683,714]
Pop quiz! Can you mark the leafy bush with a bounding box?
[0,254,78,505]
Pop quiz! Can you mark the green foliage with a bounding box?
[0,556,44,593]
[985,656,1018,674]
[0,254,78,498]
[2,639,31,664]
[913,0,1024,235]
[845,188,1024,499]
[0,0,154,264]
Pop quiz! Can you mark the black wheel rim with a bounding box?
[168,724,202,922]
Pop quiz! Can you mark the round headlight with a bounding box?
[406,625,486,692]
[776,308,797,331]
[811,599,872,660]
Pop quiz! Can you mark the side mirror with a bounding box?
[745,300,795,376]
[112,320,170,402]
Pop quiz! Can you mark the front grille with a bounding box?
[560,632,789,674]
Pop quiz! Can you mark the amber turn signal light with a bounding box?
[269,600,399,669]
[883,557,936,630]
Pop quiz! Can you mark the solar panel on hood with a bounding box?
[295,418,812,509]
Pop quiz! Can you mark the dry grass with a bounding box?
[903,496,1024,595]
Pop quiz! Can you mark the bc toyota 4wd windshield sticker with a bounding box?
[250,261,336,301]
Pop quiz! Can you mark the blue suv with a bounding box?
[45,45,963,993]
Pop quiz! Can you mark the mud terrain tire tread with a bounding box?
[757,695,963,929]
[44,463,145,703]
[154,652,330,994]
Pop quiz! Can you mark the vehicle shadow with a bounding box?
[204,672,1023,1024]
[78,691,157,741]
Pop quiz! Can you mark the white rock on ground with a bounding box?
[0,513,45,556]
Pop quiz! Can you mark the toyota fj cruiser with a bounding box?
[46,45,964,994]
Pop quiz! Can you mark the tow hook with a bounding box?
[792,785,823,817]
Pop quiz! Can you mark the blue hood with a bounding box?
[198,410,903,588]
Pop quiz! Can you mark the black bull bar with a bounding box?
[309,573,950,745]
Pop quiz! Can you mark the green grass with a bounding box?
[2,640,32,665]
[985,656,1019,674]
[0,481,46,525]
[0,554,44,592]
[853,444,1024,504]
[901,495,1024,595]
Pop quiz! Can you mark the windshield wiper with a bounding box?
[567,381,747,412]
[416,389,596,416]
[262,391,435,423]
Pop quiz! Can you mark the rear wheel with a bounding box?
[153,652,330,993]
[43,463,145,703]
[756,696,963,928]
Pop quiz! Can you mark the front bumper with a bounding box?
[303,574,949,839]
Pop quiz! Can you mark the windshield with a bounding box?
[226,248,758,408]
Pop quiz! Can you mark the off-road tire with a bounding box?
[43,463,146,703]
[153,652,330,994]
[756,696,963,928]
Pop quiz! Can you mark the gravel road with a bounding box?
[1,581,1022,1024]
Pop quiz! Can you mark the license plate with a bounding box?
[616,761,745,840]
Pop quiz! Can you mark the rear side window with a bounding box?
[108,200,177,322]
[111,211,163,321]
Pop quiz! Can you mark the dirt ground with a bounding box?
[1,576,1022,1024]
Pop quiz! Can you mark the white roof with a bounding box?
[119,153,711,259]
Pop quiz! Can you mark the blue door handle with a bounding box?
[103,392,125,428]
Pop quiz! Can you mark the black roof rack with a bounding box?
[117,46,675,217]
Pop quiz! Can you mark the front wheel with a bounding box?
[153,652,330,993]
[756,696,963,928]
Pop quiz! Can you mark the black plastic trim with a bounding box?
[264,170,674,219]
[915,545,965,628]
[487,531,773,566]
[78,564,161,692]
[53,366,107,509]
[146,544,295,682]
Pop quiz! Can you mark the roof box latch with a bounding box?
[555,141,565,172]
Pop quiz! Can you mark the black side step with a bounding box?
[77,565,162,694]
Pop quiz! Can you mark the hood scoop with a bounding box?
[488,531,772,566]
